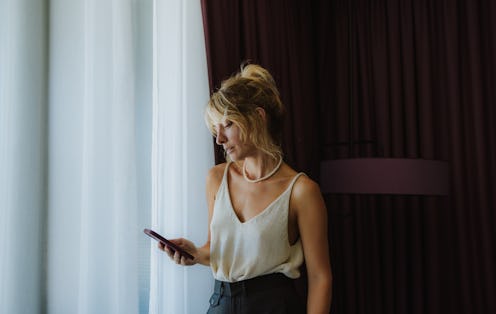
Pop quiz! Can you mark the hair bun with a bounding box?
[240,64,277,91]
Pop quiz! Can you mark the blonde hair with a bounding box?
[204,63,285,161]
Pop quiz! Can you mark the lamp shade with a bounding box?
[320,158,449,195]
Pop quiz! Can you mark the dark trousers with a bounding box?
[206,273,306,314]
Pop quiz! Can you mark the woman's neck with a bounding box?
[242,154,282,183]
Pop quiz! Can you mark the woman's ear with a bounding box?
[255,107,266,122]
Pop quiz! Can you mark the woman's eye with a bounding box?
[225,121,233,128]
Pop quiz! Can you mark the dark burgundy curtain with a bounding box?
[201,0,321,179]
[201,1,496,314]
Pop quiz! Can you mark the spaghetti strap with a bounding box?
[289,172,306,188]
[222,162,232,180]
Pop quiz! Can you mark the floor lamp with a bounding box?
[321,0,450,196]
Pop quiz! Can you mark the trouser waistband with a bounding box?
[213,273,293,297]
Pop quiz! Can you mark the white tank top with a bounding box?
[209,162,305,282]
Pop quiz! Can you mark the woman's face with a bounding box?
[215,119,252,161]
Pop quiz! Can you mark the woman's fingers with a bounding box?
[162,243,188,264]
[157,238,196,265]
[158,242,175,259]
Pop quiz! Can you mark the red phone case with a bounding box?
[144,228,194,260]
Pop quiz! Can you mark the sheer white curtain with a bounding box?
[149,1,214,314]
[47,0,146,313]
[0,0,210,312]
[0,0,48,313]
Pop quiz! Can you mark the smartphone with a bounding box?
[143,228,194,260]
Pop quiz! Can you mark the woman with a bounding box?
[159,63,332,313]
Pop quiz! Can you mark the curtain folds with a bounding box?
[1,0,212,313]
[149,1,214,314]
[0,0,210,312]
[47,0,146,313]
[0,1,48,313]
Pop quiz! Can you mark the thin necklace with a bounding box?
[243,157,283,183]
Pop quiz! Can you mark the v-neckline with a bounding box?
[224,168,296,224]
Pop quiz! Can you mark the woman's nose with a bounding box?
[216,131,226,145]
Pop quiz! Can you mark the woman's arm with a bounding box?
[292,177,333,314]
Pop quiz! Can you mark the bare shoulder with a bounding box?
[207,162,227,180]
[292,174,322,200]
[206,163,227,193]
[290,173,326,217]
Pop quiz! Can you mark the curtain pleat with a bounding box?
[48,1,144,313]
[1,0,154,313]
[149,1,213,313]
[0,1,48,313]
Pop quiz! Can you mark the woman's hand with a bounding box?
[158,238,198,266]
